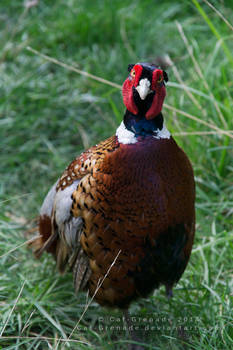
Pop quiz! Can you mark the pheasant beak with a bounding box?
[135,78,151,100]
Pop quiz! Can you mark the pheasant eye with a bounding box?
[130,69,136,78]
[157,76,163,83]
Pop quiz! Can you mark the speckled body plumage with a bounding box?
[32,62,195,313]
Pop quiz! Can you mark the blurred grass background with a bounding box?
[0,0,233,349]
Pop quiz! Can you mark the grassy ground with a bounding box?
[0,0,233,349]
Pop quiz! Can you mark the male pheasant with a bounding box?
[32,62,195,327]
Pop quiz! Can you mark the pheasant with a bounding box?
[32,62,195,346]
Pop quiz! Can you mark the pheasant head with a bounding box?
[122,63,168,120]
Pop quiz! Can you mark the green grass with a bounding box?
[0,0,233,349]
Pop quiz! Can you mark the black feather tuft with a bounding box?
[163,70,169,82]
[128,64,135,72]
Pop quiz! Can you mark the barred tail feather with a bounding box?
[72,249,91,293]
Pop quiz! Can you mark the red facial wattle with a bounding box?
[122,65,166,120]
[122,78,138,115]
[122,64,143,116]
[146,69,166,120]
